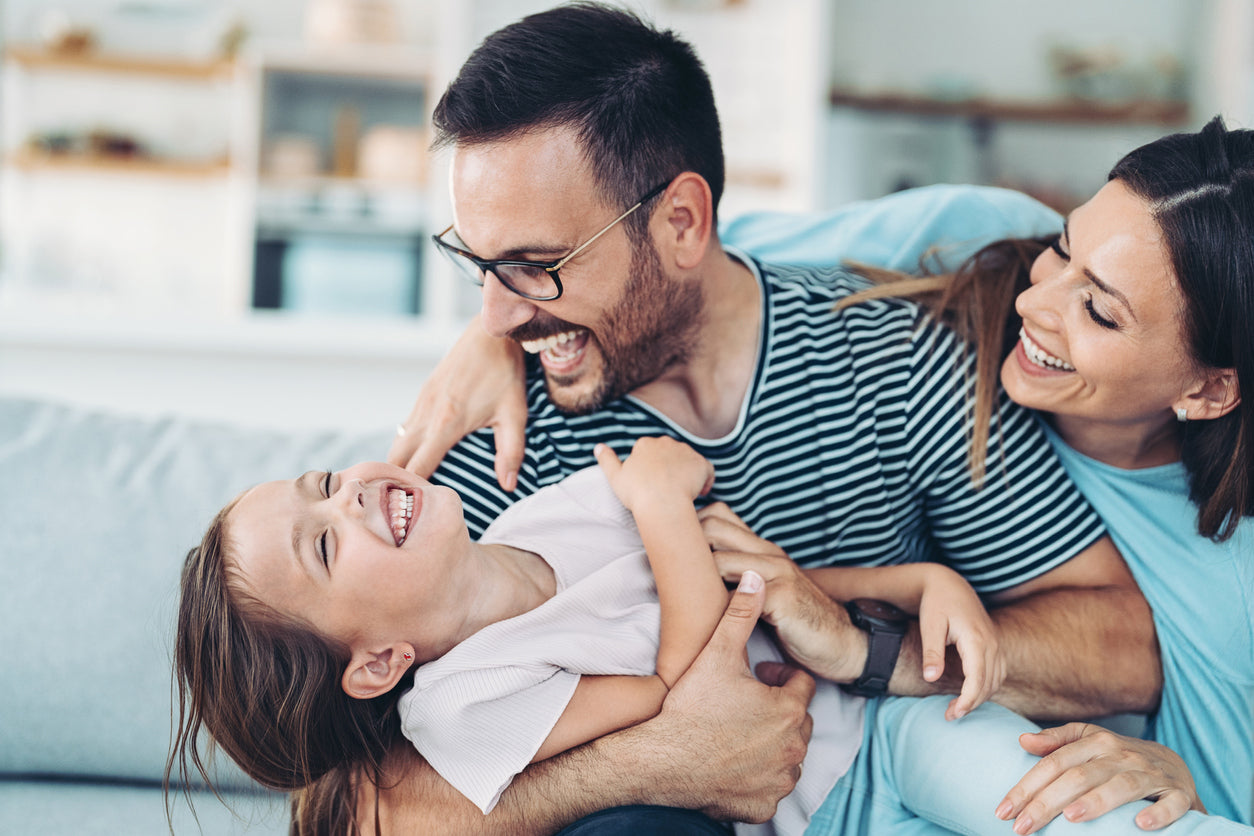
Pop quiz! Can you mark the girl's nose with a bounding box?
[333,478,368,517]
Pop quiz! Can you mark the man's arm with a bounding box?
[892,536,1162,721]
[701,506,1161,722]
[354,574,816,835]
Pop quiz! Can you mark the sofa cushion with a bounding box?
[0,397,389,790]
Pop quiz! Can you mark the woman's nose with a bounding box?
[1017,270,1066,332]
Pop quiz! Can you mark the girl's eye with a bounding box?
[318,531,330,569]
[1049,235,1070,260]
[322,470,333,498]
[1084,296,1119,330]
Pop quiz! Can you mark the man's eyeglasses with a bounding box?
[431,181,670,302]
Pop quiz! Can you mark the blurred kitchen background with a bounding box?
[0,0,1250,430]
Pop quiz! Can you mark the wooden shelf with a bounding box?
[828,88,1189,126]
[6,149,233,177]
[3,46,235,79]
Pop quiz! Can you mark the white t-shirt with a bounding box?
[398,466,864,834]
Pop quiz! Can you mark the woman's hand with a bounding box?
[388,317,528,490]
[595,438,715,511]
[915,564,1004,720]
[996,724,1205,834]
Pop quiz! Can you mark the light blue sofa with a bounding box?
[0,396,391,835]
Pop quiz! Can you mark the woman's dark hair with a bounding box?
[843,116,1253,540]
[165,501,411,834]
[431,1,724,240]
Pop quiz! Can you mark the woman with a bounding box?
[392,117,1253,832]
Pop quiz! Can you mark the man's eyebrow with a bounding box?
[1063,219,1138,322]
[290,472,316,578]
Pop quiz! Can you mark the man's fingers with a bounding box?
[712,550,790,586]
[701,570,765,662]
[771,663,817,707]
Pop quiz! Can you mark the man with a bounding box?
[341,5,1157,835]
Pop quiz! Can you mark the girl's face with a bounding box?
[1000,179,1205,456]
[227,461,471,657]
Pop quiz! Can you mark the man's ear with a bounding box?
[654,172,714,270]
[341,642,416,700]
[1174,367,1241,422]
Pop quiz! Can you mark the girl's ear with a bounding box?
[1175,368,1241,422]
[341,642,416,700]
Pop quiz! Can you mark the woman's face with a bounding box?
[1000,179,1204,444]
[226,461,471,656]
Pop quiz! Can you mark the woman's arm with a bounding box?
[388,316,528,490]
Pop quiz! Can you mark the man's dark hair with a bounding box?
[432,1,724,236]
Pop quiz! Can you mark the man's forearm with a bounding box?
[889,583,1162,721]
[359,731,660,836]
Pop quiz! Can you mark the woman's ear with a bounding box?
[341,642,416,700]
[1175,368,1241,421]
[654,172,714,270]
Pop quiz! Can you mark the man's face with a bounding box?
[448,126,702,414]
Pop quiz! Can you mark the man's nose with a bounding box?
[479,270,539,339]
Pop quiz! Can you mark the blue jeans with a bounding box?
[809,695,1251,835]
[555,804,731,835]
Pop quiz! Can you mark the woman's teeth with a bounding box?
[1020,327,1075,371]
[388,488,414,546]
[520,330,584,354]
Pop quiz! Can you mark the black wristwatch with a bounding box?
[841,598,910,698]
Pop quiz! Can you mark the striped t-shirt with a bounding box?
[432,253,1105,594]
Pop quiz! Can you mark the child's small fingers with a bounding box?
[917,614,947,683]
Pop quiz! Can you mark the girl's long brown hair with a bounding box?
[165,501,410,834]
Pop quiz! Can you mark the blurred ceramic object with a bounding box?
[305,0,401,46]
[38,9,96,54]
[266,136,322,179]
[358,126,427,184]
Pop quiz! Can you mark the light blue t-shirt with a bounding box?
[1044,427,1254,825]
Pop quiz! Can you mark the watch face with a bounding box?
[851,598,909,623]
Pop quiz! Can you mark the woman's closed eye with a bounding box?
[1049,234,1070,260]
[319,470,334,569]
[1084,296,1119,330]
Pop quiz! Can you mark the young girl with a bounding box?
[168,437,1002,834]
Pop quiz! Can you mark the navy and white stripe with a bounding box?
[432,255,1105,595]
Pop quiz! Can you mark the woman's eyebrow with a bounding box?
[1064,219,1138,322]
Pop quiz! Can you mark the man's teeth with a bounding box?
[520,330,583,354]
[389,488,414,546]
[1020,327,1075,371]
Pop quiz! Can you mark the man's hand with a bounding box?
[996,724,1205,834]
[388,317,528,490]
[642,569,817,822]
[353,570,816,834]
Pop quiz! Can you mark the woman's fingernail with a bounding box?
[1064,802,1086,821]
[923,665,939,680]
[995,800,1013,820]
[739,570,763,593]
[1013,814,1033,835]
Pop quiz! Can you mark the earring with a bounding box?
[1176,407,1188,423]
[402,652,413,662]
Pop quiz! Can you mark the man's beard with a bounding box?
[514,239,704,415]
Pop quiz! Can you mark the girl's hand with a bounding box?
[388,317,528,491]
[996,725,1205,834]
[595,438,714,512]
[917,564,1004,720]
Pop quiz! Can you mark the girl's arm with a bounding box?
[594,439,725,686]
[532,439,727,762]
